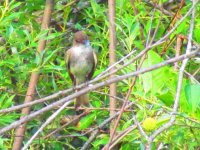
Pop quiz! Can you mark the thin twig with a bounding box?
[44,111,87,139]
[144,0,174,16]
[108,125,137,149]
[81,102,134,150]
[107,53,148,149]
[108,0,117,140]
[12,1,54,150]
[22,100,72,150]
[146,8,155,47]
[0,49,199,135]
[0,4,196,115]
[147,0,196,148]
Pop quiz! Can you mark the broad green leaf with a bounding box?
[120,143,136,150]
[141,50,168,95]
[92,134,109,148]
[1,95,15,109]
[1,12,23,25]
[77,113,96,130]
[185,84,200,112]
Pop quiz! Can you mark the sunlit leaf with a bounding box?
[185,84,200,112]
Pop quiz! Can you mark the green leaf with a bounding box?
[77,113,96,130]
[122,119,133,130]
[141,51,168,95]
[185,84,200,112]
[1,12,23,25]
[44,32,62,40]
[0,94,15,109]
[0,137,7,150]
[120,143,135,150]
[92,134,109,148]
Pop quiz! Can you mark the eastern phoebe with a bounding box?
[65,31,97,109]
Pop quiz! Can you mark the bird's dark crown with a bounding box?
[73,31,88,45]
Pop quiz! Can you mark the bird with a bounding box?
[65,31,97,109]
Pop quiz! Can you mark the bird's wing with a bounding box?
[64,49,70,67]
[87,50,97,80]
[65,48,76,85]
[93,51,97,68]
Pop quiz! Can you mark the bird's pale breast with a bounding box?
[69,45,94,82]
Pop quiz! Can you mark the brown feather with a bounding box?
[73,31,88,46]
[65,31,97,109]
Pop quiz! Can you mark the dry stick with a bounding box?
[92,1,198,84]
[54,106,133,112]
[22,99,72,150]
[107,7,157,149]
[0,52,136,115]
[174,112,200,125]
[93,90,133,103]
[174,35,184,70]
[81,50,198,150]
[132,113,148,140]
[192,67,200,77]
[108,100,200,149]
[107,53,148,150]
[0,50,136,114]
[149,14,163,46]
[130,0,145,42]
[144,0,174,16]
[12,1,54,150]
[81,102,134,150]
[172,35,200,80]
[57,109,134,140]
[108,0,117,141]
[0,89,71,114]
[96,50,136,78]
[147,1,196,149]
[146,8,155,47]
[0,49,199,136]
[44,111,87,139]
[166,50,199,84]
[0,4,196,115]
[160,0,185,56]
[172,55,200,84]
[108,111,200,149]
[109,9,165,148]
[109,125,137,149]
[168,0,186,33]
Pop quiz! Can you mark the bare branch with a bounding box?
[144,0,174,16]
[12,1,54,149]
[0,3,197,115]
[146,8,155,47]
[0,49,199,135]
[22,100,71,150]
[147,0,197,148]
[81,102,134,150]
[108,0,117,140]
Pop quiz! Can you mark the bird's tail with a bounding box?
[75,79,89,109]
[75,93,89,109]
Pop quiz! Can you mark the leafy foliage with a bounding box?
[0,0,199,149]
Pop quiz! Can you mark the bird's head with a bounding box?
[73,31,90,46]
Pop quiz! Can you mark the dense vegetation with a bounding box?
[0,0,199,149]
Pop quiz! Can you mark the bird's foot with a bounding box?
[75,105,83,115]
[75,105,91,115]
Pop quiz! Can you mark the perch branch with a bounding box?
[0,49,199,135]
[146,0,196,148]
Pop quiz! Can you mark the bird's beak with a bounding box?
[84,40,90,46]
